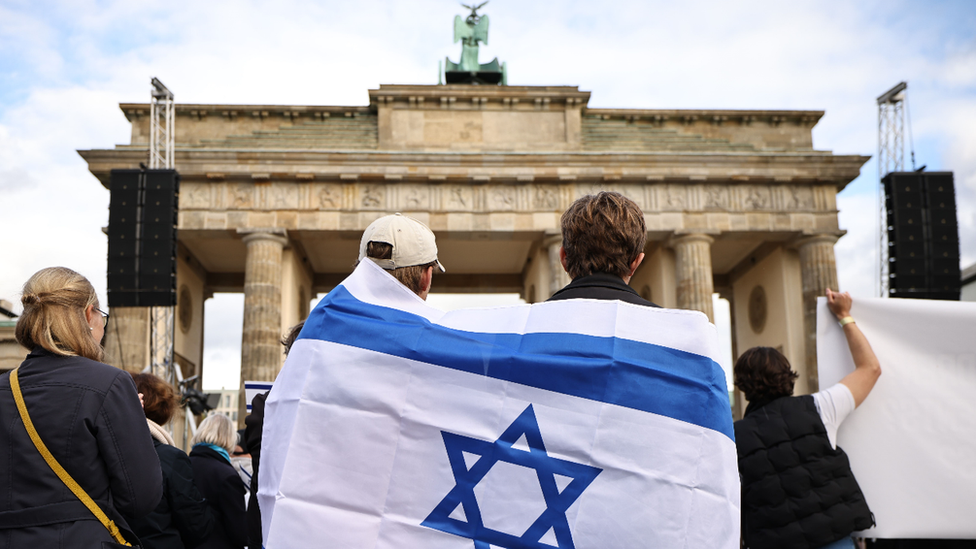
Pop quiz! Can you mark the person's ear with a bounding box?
[559,246,569,273]
[628,253,645,277]
[422,266,434,293]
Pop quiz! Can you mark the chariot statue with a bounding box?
[443,2,507,85]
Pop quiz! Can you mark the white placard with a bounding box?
[244,380,273,413]
[817,296,976,539]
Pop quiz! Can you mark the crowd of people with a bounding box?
[0,192,887,548]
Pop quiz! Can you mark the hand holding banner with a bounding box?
[818,296,976,539]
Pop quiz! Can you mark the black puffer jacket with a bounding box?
[189,444,248,549]
[735,395,874,549]
[0,348,163,548]
[130,439,215,549]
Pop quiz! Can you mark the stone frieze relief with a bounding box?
[316,184,342,209]
[447,185,472,209]
[230,183,254,209]
[182,183,211,209]
[490,186,516,210]
[180,181,829,214]
[360,184,384,209]
[269,183,298,209]
[744,186,770,210]
[402,185,430,210]
[534,186,558,210]
[704,185,730,210]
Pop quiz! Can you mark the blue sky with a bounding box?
[2,0,974,389]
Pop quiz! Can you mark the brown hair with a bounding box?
[15,267,103,361]
[131,373,179,425]
[560,192,647,280]
[365,241,438,295]
[281,320,305,356]
[733,346,799,403]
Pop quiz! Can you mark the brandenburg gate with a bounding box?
[80,82,867,418]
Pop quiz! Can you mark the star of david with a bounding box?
[422,405,602,549]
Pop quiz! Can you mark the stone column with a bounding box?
[672,234,715,322]
[796,234,839,393]
[102,307,150,373]
[545,234,571,298]
[238,228,288,425]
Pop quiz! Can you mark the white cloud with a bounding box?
[941,100,976,267]
[836,192,882,298]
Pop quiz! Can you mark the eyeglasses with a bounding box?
[94,307,110,327]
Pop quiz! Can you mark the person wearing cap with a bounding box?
[358,213,446,299]
[548,191,658,307]
[244,215,443,547]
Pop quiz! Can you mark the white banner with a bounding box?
[817,296,976,539]
[259,260,739,549]
[244,381,273,413]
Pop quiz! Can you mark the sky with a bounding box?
[1,0,975,390]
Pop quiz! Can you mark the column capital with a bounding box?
[667,232,715,248]
[542,234,562,248]
[790,232,840,250]
[238,228,289,246]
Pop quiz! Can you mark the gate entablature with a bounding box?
[79,83,868,421]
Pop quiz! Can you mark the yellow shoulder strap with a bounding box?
[9,368,131,546]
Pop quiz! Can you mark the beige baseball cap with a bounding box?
[358,213,446,272]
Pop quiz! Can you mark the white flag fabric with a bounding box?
[259,260,739,549]
[817,296,976,539]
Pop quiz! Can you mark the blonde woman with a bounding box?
[0,267,162,548]
[190,413,248,549]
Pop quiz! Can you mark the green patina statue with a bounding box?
[443,2,507,85]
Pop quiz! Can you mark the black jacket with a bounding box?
[0,348,163,548]
[735,395,874,549]
[189,444,248,549]
[130,439,215,549]
[547,272,659,307]
[243,391,267,549]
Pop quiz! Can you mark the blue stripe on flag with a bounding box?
[299,286,733,440]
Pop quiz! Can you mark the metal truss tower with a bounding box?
[149,77,174,169]
[877,82,908,297]
[147,77,189,434]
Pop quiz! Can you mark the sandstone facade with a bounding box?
[80,84,868,420]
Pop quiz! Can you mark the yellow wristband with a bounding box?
[839,316,855,327]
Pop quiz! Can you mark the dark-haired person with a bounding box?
[130,373,215,549]
[548,191,658,307]
[0,267,162,547]
[244,320,304,549]
[734,288,882,549]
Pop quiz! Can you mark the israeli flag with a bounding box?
[259,260,738,549]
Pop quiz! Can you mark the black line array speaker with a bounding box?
[107,169,180,307]
[885,171,960,300]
